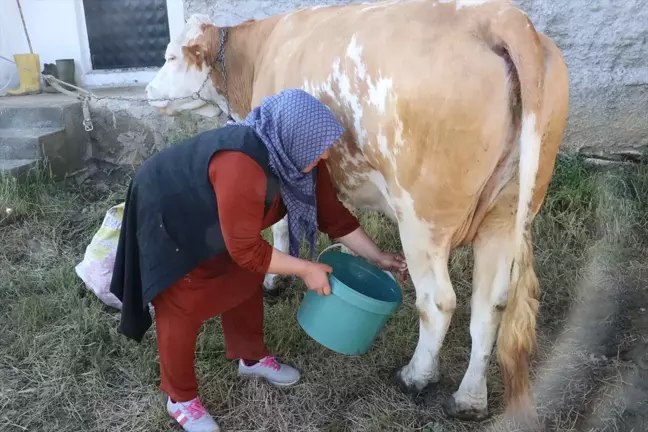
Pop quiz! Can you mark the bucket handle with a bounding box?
[317,243,396,282]
[316,243,347,261]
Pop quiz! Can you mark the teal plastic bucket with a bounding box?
[297,245,403,356]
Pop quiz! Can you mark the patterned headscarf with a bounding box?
[237,89,345,258]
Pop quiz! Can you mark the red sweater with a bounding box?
[185,151,360,279]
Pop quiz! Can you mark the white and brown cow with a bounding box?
[146,0,569,421]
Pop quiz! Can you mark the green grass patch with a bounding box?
[1,155,647,431]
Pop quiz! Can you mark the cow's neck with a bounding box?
[206,18,279,120]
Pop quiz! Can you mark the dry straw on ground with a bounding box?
[1,155,647,431]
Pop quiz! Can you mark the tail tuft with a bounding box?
[496,233,539,410]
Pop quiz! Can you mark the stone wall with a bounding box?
[85,87,222,167]
[184,0,648,160]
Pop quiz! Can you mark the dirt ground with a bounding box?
[1,155,647,432]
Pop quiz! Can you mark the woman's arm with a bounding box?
[335,227,408,280]
[210,151,283,274]
[267,248,309,277]
[314,161,407,279]
[210,152,333,294]
[314,161,361,238]
[335,227,382,262]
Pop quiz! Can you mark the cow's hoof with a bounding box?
[392,367,420,395]
[262,285,282,298]
[262,275,292,299]
[442,396,489,421]
[391,366,439,397]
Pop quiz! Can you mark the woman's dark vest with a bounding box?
[109,125,279,342]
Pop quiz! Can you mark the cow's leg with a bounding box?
[263,217,289,291]
[395,226,455,392]
[443,205,515,420]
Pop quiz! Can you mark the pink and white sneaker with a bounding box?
[238,356,301,387]
[166,397,220,432]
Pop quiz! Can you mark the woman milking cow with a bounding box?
[110,89,408,431]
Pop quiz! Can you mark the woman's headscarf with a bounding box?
[237,89,345,258]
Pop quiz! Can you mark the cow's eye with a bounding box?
[167,56,176,62]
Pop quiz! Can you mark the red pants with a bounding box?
[152,260,268,402]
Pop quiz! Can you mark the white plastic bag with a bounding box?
[75,203,125,310]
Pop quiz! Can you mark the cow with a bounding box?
[145,0,570,422]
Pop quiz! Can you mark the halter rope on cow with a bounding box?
[215,27,234,123]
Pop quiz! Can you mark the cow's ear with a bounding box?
[182,44,205,68]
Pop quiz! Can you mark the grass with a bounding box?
[1,155,647,431]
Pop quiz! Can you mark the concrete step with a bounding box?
[0,127,66,159]
[0,93,89,181]
[0,159,39,179]
[0,107,63,129]
[0,94,80,129]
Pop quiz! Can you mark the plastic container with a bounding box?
[296,244,402,355]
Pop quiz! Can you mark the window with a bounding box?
[82,0,171,70]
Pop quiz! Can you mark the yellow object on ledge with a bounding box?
[6,53,42,96]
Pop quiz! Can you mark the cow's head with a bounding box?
[146,14,225,117]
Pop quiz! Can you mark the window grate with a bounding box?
[83,0,170,70]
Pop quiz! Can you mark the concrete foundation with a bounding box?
[81,86,218,166]
[0,88,216,175]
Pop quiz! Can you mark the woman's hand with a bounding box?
[299,262,333,295]
[372,251,408,282]
[266,248,333,295]
[334,227,409,283]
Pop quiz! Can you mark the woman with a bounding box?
[110,89,407,432]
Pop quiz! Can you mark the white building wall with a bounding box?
[0,0,185,95]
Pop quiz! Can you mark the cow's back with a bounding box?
[252,0,518,229]
[258,1,513,107]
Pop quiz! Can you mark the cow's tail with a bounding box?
[484,5,545,414]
